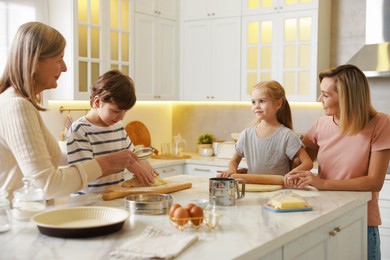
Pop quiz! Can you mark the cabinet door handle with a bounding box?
[329,226,341,236]
[194,168,211,172]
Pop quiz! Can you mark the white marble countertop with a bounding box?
[0,175,371,260]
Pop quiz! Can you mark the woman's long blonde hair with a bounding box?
[0,22,66,111]
[319,64,376,135]
[251,80,293,130]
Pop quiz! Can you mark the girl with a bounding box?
[220,80,312,177]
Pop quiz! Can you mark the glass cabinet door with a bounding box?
[78,0,101,95]
[243,0,317,15]
[280,12,314,99]
[242,9,318,102]
[242,15,278,99]
[109,0,132,76]
[76,0,132,97]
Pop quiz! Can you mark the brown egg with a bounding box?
[189,205,204,226]
[185,203,196,212]
[169,203,182,217]
[173,207,189,226]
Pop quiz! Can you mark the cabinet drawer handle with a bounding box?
[162,168,175,173]
[194,168,211,172]
[329,226,341,236]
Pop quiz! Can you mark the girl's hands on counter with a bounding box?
[217,168,248,178]
[217,170,235,178]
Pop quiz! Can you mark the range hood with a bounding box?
[347,0,390,77]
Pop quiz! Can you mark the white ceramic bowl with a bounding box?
[199,148,213,157]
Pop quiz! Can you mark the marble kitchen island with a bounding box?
[0,175,371,260]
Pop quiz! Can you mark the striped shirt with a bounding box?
[67,116,133,194]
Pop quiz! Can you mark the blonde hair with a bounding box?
[251,80,293,129]
[319,64,376,135]
[0,22,66,111]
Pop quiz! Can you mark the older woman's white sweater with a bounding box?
[0,87,101,199]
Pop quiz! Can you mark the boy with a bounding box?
[67,70,157,194]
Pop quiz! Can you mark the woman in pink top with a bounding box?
[285,64,390,260]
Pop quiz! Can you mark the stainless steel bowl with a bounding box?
[125,194,173,215]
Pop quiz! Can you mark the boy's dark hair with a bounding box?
[90,69,136,110]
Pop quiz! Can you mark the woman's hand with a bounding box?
[284,169,321,189]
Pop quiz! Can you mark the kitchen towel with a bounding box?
[110,226,198,259]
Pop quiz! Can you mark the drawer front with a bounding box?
[185,164,225,178]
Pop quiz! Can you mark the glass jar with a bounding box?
[0,189,11,232]
[12,177,45,220]
[172,134,186,156]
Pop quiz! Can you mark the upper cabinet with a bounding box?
[182,0,242,21]
[134,0,178,20]
[46,0,330,102]
[134,0,179,100]
[47,0,133,100]
[241,0,331,102]
[180,0,242,101]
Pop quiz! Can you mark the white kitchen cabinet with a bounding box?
[182,0,241,21]
[134,0,178,101]
[134,12,178,100]
[380,179,390,260]
[241,0,330,102]
[48,0,133,100]
[185,164,226,178]
[283,205,367,260]
[134,0,178,20]
[242,0,319,16]
[155,164,184,177]
[181,17,241,101]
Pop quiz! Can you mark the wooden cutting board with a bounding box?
[102,180,192,200]
[151,154,191,160]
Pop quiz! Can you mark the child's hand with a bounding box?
[97,150,139,176]
[217,170,234,178]
[127,160,157,185]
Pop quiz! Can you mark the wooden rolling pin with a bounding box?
[230,174,284,185]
